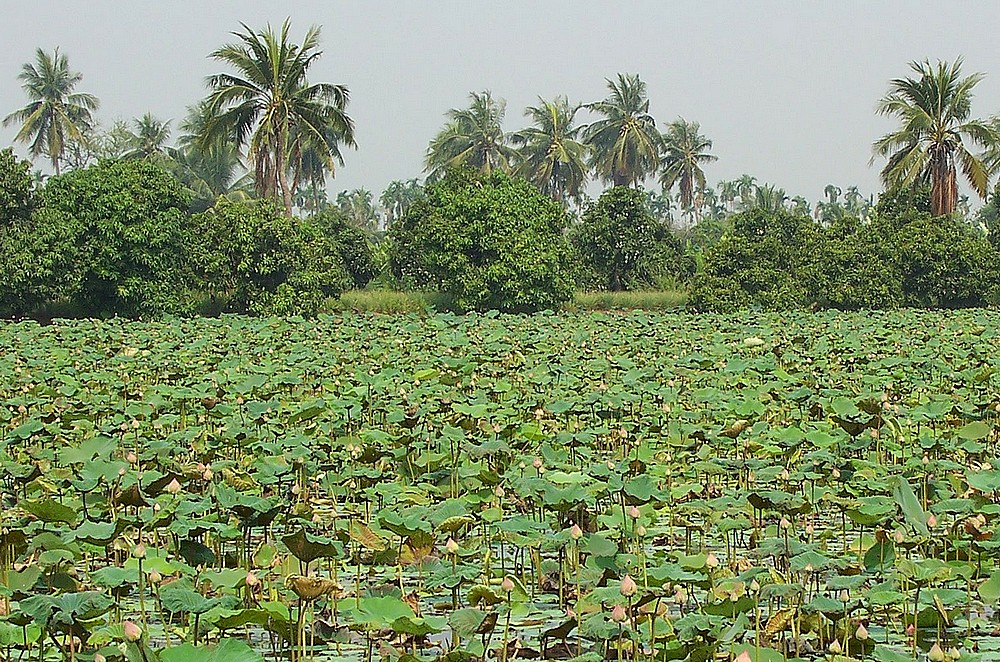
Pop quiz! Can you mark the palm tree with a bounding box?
[201,20,355,216]
[3,48,99,175]
[583,73,661,187]
[379,179,423,227]
[659,118,717,219]
[751,184,788,213]
[425,91,514,180]
[823,184,842,205]
[169,101,249,210]
[735,174,757,211]
[125,113,172,160]
[511,96,589,205]
[336,188,380,232]
[873,58,1000,216]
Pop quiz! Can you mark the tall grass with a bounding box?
[570,289,688,311]
[326,289,688,314]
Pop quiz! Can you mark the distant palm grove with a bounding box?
[3,21,1000,317]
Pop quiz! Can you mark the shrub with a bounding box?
[388,169,573,312]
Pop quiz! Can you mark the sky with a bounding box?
[4,1,1000,206]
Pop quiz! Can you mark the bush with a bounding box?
[309,207,378,289]
[571,186,680,291]
[187,199,352,316]
[388,169,573,312]
[0,148,35,226]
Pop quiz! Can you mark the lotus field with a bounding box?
[5,311,1000,662]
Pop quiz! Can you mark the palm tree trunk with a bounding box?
[276,136,294,217]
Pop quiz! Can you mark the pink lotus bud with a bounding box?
[165,478,182,495]
[839,589,849,603]
[906,623,915,637]
[734,651,752,662]
[147,570,162,584]
[856,622,869,641]
[610,603,628,623]
[894,529,905,544]
[619,574,637,597]
[569,523,583,540]
[445,538,460,554]
[123,620,142,642]
[627,505,641,520]
[494,485,505,499]
[532,457,543,469]
[706,552,719,569]
[635,524,647,537]
[132,543,146,559]
[929,643,945,662]
[500,576,515,593]
[828,639,842,654]
[780,516,791,530]
[126,451,138,464]
[202,467,213,481]
[245,571,260,587]
[927,513,938,528]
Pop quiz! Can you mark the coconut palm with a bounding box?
[659,118,717,219]
[336,188,380,233]
[511,96,589,205]
[873,58,1000,216]
[169,101,249,210]
[379,179,423,227]
[583,73,661,187]
[751,184,788,213]
[425,91,514,180]
[201,20,355,216]
[3,48,99,175]
[125,113,172,160]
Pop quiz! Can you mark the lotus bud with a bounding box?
[922,454,930,465]
[202,467,213,481]
[636,524,647,537]
[779,516,791,530]
[706,552,719,569]
[153,503,160,512]
[569,523,583,540]
[118,466,126,477]
[165,478,181,495]
[123,620,142,642]
[619,574,637,597]
[628,505,641,520]
[828,639,842,654]
[494,485,505,499]
[780,468,790,481]
[929,643,945,662]
[133,543,146,559]
[894,529,905,544]
[500,576,515,593]
[245,571,260,587]
[610,603,628,623]
[95,654,107,662]
[805,522,814,535]
[532,457,543,469]
[445,538,460,554]
[927,513,938,528]
[948,648,961,661]
[147,569,162,585]
[905,623,916,637]
[607,460,615,470]
[673,587,686,604]
[734,652,752,662]
[831,467,841,479]
[750,579,760,592]
[291,484,301,495]
[856,623,869,641]
[126,451,138,464]
[839,589,849,603]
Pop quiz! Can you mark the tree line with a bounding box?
[4,20,1000,316]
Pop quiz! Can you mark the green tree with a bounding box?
[425,91,514,181]
[124,113,172,160]
[873,58,1000,216]
[389,169,573,312]
[3,48,99,175]
[584,74,661,187]
[659,119,717,218]
[0,148,36,226]
[201,20,355,216]
[511,96,590,205]
[169,101,249,211]
[336,188,380,233]
[572,186,676,291]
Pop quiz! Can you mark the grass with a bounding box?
[326,288,689,314]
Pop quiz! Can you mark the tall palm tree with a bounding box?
[336,188,380,232]
[169,101,249,210]
[511,96,589,205]
[379,179,423,227]
[201,20,355,216]
[583,73,661,188]
[873,58,1000,216]
[3,48,99,175]
[751,184,788,213]
[735,174,757,211]
[425,91,514,180]
[659,118,717,219]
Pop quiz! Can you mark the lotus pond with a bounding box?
[4,310,1000,662]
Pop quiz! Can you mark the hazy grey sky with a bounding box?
[4,1,1000,205]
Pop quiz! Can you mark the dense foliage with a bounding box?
[389,169,574,312]
[3,311,1000,660]
[571,186,681,291]
[0,147,35,225]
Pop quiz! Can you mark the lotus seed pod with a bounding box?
[856,623,869,641]
[929,643,945,662]
[569,523,583,540]
[619,574,637,597]
[123,620,142,642]
[610,603,628,623]
[445,538,460,554]
[500,576,515,593]
[165,478,182,495]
